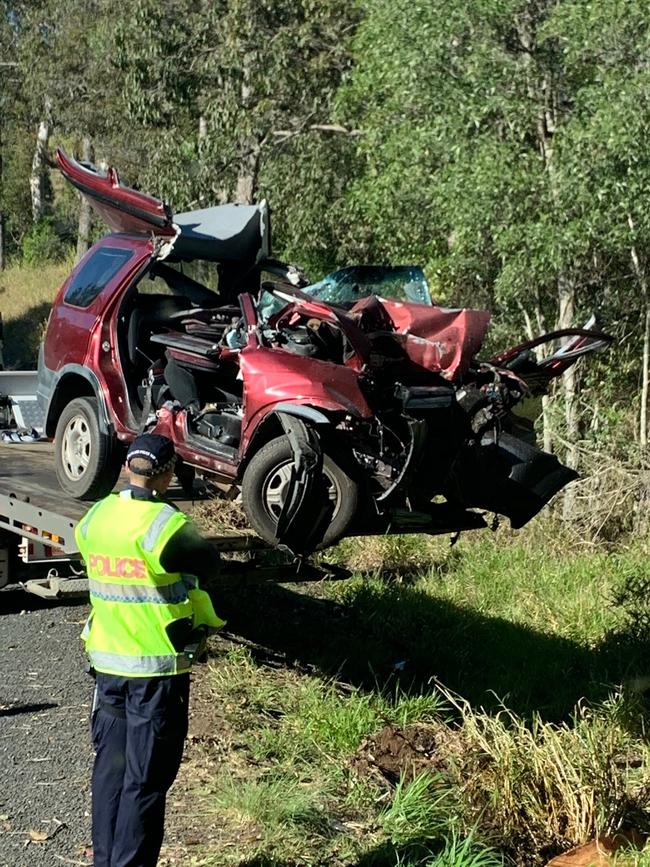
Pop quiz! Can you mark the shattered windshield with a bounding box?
[258,265,432,321]
[305,265,431,306]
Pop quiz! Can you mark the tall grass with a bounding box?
[179,512,650,865]
[380,773,452,844]
[0,260,69,367]
[447,692,650,859]
[323,528,650,719]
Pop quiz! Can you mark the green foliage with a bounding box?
[380,773,453,845]
[433,834,504,867]
[213,773,329,833]
[21,217,71,265]
[337,0,650,444]
[0,128,33,256]
[210,645,446,770]
[323,527,650,717]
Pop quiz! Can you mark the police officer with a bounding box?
[75,433,224,867]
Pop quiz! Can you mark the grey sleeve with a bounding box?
[159,522,221,584]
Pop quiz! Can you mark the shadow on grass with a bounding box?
[238,841,463,867]
[1,300,52,368]
[215,579,650,722]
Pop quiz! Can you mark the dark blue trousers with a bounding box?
[91,672,190,867]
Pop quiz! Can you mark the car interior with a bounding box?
[117,261,247,451]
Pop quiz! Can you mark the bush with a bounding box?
[22,218,71,265]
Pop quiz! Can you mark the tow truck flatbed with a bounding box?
[0,443,348,598]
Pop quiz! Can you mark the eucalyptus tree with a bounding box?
[0,1,27,265]
[341,0,650,466]
[546,2,650,447]
[107,0,359,269]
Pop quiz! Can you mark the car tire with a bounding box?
[241,434,359,549]
[54,397,123,500]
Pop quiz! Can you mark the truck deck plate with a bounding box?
[0,443,347,591]
[0,443,88,522]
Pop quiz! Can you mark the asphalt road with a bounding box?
[0,586,93,866]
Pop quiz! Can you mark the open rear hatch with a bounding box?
[55,149,270,275]
[56,147,177,237]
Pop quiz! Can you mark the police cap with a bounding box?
[126,433,176,477]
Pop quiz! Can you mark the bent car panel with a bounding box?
[353,297,492,380]
[238,345,372,452]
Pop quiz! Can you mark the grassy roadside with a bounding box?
[0,261,70,368]
[163,527,650,866]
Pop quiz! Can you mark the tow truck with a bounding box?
[0,367,348,602]
[0,439,349,601]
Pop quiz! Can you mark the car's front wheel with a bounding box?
[241,435,359,549]
[54,397,123,500]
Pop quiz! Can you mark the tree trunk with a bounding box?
[641,301,650,449]
[558,272,579,520]
[234,69,262,204]
[198,115,208,144]
[558,272,579,470]
[235,141,261,204]
[75,136,94,263]
[535,71,580,475]
[0,111,4,270]
[519,299,552,453]
[535,304,552,454]
[30,97,52,223]
[628,215,649,447]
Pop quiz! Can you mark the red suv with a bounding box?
[38,149,610,554]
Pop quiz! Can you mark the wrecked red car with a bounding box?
[38,149,611,554]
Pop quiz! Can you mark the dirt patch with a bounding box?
[351,722,463,786]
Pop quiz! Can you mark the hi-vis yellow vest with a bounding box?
[75,492,224,677]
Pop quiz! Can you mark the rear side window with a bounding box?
[64,247,135,307]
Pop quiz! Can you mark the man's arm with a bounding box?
[159,521,221,584]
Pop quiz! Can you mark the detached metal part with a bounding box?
[274,412,333,557]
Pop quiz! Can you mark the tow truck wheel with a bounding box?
[241,435,359,549]
[54,397,122,500]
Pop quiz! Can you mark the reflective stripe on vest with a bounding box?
[78,500,103,540]
[87,650,192,676]
[142,505,178,551]
[182,573,199,590]
[88,578,189,605]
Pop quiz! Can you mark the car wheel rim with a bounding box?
[61,415,92,481]
[262,460,341,524]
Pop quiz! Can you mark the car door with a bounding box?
[43,237,153,373]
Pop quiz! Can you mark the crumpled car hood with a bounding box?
[348,295,491,381]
